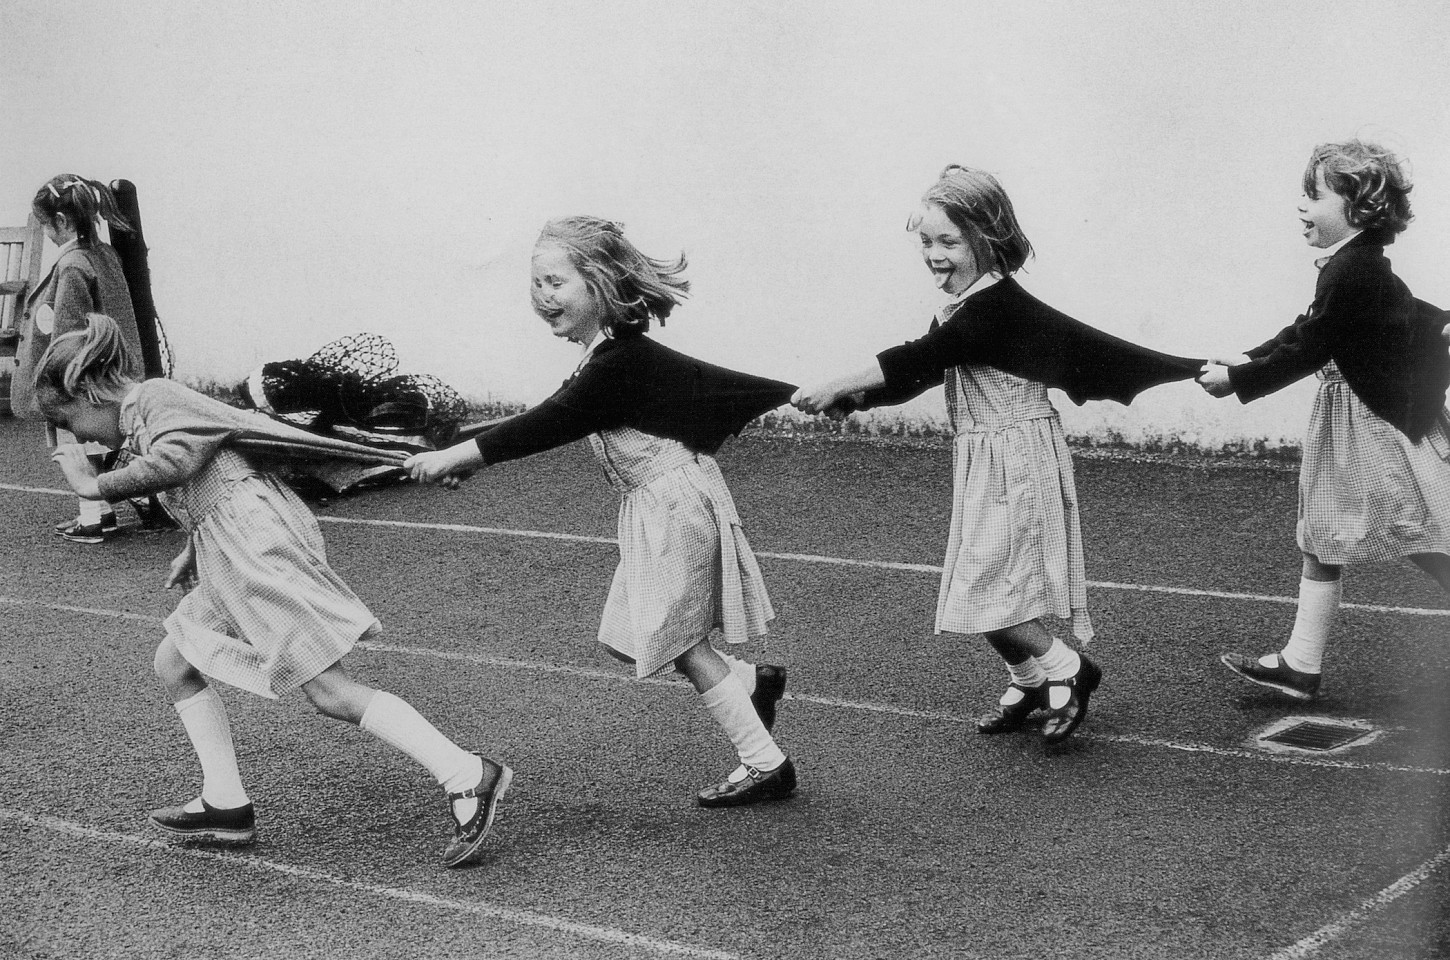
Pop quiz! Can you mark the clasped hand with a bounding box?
[403,447,475,489]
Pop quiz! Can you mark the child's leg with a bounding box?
[147,638,255,844]
[675,640,795,808]
[1220,552,1337,700]
[302,660,509,868]
[976,624,1050,734]
[714,648,788,732]
[985,621,1100,743]
[1279,553,1343,674]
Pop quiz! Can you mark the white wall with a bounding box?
[4,0,1447,448]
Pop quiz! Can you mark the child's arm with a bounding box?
[50,445,103,500]
[50,256,100,338]
[165,538,197,593]
[793,363,886,414]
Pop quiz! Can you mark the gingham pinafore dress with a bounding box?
[590,426,774,678]
[935,359,1093,642]
[118,394,380,699]
[1297,360,1450,563]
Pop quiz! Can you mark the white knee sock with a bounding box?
[174,687,249,809]
[77,497,105,525]
[360,692,482,821]
[1279,577,1341,674]
[699,674,784,774]
[716,651,758,695]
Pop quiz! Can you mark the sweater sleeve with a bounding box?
[1228,255,1385,403]
[95,385,235,501]
[866,315,978,409]
[472,357,633,465]
[51,257,99,339]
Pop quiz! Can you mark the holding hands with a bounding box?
[404,443,483,489]
[1196,353,1250,399]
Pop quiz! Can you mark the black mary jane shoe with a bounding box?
[751,665,788,732]
[148,799,256,845]
[696,758,798,809]
[975,682,1050,735]
[442,755,513,868]
[1041,656,1103,744]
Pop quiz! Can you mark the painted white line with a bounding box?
[1267,842,1450,960]
[4,594,1446,777]
[4,481,1447,617]
[0,809,739,960]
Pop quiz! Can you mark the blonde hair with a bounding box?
[907,164,1034,277]
[33,313,136,415]
[534,216,690,337]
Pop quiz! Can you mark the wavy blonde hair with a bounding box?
[534,216,690,337]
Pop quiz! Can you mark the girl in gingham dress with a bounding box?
[407,216,796,808]
[1201,139,1450,700]
[37,315,511,868]
[794,165,1112,744]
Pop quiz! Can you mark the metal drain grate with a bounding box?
[1260,720,1371,752]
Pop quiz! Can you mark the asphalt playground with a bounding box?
[1,413,1447,960]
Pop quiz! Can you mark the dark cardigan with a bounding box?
[865,277,1203,410]
[1229,230,1450,441]
[474,335,795,465]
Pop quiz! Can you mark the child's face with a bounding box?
[45,396,123,448]
[531,244,604,345]
[1298,168,1355,249]
[916,204,980,296]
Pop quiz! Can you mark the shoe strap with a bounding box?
[448,763,499,801]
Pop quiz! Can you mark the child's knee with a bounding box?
[153,638,188,682]
[301,673,367,724]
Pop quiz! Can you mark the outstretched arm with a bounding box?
[792,362,886,414]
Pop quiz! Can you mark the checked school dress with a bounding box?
[936,360,1093,641]
[592,426,774,678]
[97,380,379,698]
[1298,360,1450,564]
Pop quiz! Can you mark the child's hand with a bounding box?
[404,447,476,487]
[791,383,845,415]
[1205,353,1251,367]
[165,541,198,593]
[1196,363,1235,398]
[49,444,103,500]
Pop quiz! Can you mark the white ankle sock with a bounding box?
[1037,640,1082,710]
[1003,658,1048,704]
[699,674,785,772]
[716,651,758,695]
[1280,577,1341,674]
[1036,639,1081,681]
[360,692,482,821]
[174,687,249,809]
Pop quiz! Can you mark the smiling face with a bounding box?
[1298,167,1356,249]
[531,243,605,344]
[916,203,983,296]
